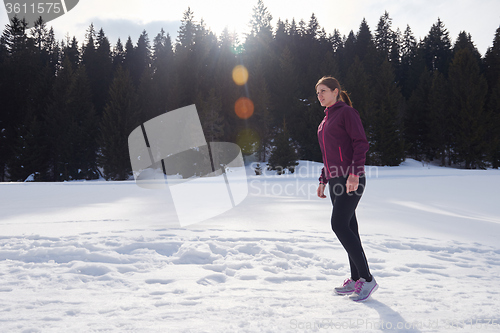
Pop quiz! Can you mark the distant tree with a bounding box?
[267,120,299,174]
[448,48,488,168]
[486,83,500,168]
[137,65,155,123]
[132,30,152,87]
[374,11,393,61]
[484,26,500,167]
[453,31,481,64]
[250,61,273,161]
[177,7,196,51]
[340,31,356,78]
[98,66,140,180]
[152,29,174,114]
[122,36,135,82]
[248,0,273,38]
[65,65,99,179]
[274,46,299,124]
[8,113,49,181]
[197,88,225,143]
[175,7,198,107]
[355,19,376,63]
[371,60,405,165]
[344,56,374,163]
[484,26,500,91]
[423,18,452,74]
[1,17,43,180]
[405,70,432,160]
[427,70,451,165]
[400,25,419,98]
[112,38,125,70]
[63,35,80,69]
[44,56,75,181]
[91,28,113,116]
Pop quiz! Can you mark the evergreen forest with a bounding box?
[1,1,500,181]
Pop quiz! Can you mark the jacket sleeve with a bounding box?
[344,109,369,176]
[318,167,328,185]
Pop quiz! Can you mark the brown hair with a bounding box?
[315,76,352,107]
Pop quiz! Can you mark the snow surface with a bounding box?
[1,159,500,332]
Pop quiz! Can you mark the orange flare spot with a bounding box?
[234,97,254,119]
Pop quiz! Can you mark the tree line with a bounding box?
[1,0,499,181]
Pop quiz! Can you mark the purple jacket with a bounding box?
[318,101,369,183]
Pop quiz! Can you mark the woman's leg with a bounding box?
[329,176,371,281]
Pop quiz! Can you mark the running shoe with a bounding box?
[334,278,356,295]
[349,277,378,302]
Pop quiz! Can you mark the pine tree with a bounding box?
[8,112,49,181]
[176,7,196,51]
[484,26,500,92]
[484,26,500,167]
[137,65,155,123]
[448,48,488,168]
[44,56,74,181]
[249,61,273,161]
[2,17,43,180]
[63,35,80,69]
[344,57,374,163]
[267,120,299,174]
[423,18,452,74]
[213,28,238,142]
[197,88,224,143]
[355,19,376,63]
[152,29,174,114]
[248,0,273,38]
[427,71,451,165]
[486,83,500,168]
[112,38,125,70]
[453,31,481,64]
[122,36,135,83]
[340,31,356,79]
[175,8,198,107]
[91,28,113,116]
[400,25,418,99]
[131,30,152,87]
[274,46,299,124]
[371,60,405,165]
[374,11,393,61]
[98,66,140,180]
[66,65,99,179]
[405,70,432,160]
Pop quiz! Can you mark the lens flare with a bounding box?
[232,65,249,86]
[236,128,261,155]
[234,97,254,119]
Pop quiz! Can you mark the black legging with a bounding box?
[328,175,371,281]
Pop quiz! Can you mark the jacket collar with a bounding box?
[324,100,345,114]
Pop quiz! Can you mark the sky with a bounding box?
[1,0,499,56]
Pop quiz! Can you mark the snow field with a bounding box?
[1,160,500,332]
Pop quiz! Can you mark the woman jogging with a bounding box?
[315,76,378,302]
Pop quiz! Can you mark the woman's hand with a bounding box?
[317,183,327,198]
[346,174,359,193]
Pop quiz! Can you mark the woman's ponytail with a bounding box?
[340,90,352,107]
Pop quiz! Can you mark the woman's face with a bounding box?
[316,84,338,108]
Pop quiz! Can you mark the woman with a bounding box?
[315,76,378,302]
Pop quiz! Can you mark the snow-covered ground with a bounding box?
[1,159,500,332]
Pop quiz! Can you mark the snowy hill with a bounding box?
[1,160,499,332]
